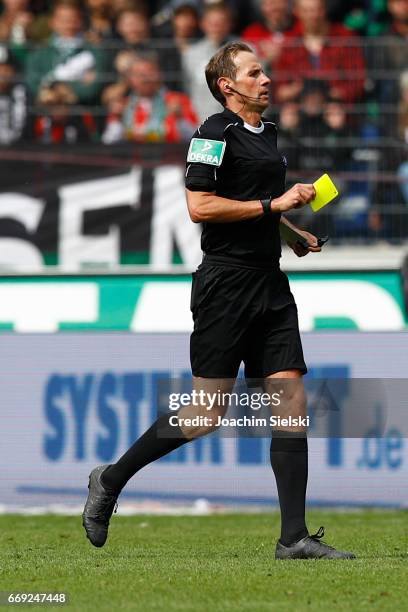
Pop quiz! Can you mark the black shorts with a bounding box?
[190,258,307,379]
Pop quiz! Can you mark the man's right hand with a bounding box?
[271,184,316,213]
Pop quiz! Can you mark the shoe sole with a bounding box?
[276,554,356,560]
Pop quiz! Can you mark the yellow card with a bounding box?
[311,174,339,212]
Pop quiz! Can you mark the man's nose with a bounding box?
[261,73,271,87]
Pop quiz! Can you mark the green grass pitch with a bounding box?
[0,511,407,611]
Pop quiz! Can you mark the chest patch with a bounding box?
[187,138,226,166]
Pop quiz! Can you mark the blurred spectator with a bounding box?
[84,0,116,44]
[285,79,350,172]
[0,45,27,144]
[25,0,107,104]
[279,79,350,237]
[273,0,366,105]
[157,3,201,53]
[115,7,184,91]
[397,71,408,205]
[101,77,129,113]
[292,0,389,35]
[101,46,135,123]
[277,101,301,170]
[29,81,99,143]
[151,0,260,34]
[397,72,408,145]
[102,53,198,143]
[112,0,148,16]
[173,4,200,50]
[183,2,234,120]
[0,0,32,40]
[115,6,150,46]
[371,0,408,108]
[341,0,388,36]
[108,48,138,87]
[370,67,408,237]
[242,0,294,64]
[24,2,52,44]
[0,0,33,66]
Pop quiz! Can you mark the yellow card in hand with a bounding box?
[311,174,339,212]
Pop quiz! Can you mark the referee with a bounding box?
[83,42,355,560]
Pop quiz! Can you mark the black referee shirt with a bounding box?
[185,107,286,265]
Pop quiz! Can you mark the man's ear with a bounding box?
[218,76,231,95]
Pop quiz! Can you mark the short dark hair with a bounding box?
[116,7,150,22]
[130,50,159,67]
[174,5,198,19]
[202,1,232,17]
[52,0,83,15]
[205,41,254,106]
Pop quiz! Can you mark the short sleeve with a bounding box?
[185,115,227,192]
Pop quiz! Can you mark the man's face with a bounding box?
[388,0,408,23]
[128,60,161,97]
[261,0,288,26]
[51,7,83,38]
[302,90,325,116]
[117,11,150,44]
[201,9,232,42]
[173,9,198,39]
[296,0,326,31]
[3,0,29,12]
[228,51,271,111]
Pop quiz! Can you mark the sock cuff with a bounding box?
[270,433,308,453]
[272,429,307,438]
[157,412,190,442]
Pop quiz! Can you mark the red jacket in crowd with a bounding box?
[273,22,366,104]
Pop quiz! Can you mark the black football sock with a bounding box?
[270,431,309,546]
[101,413,190,494]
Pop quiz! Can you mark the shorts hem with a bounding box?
[191,371,239,379]
[247,364,308,378]
[192,364,308,379]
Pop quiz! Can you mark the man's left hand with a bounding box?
[287,230,322,257]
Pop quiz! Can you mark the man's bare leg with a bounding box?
[102,376,235,492]
[82,377,234,547]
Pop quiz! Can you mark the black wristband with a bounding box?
[260,197,272,215]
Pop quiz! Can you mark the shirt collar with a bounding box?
[221,107,244,124]
[221,107,267,127]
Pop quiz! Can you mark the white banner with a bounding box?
[1,332,407,508]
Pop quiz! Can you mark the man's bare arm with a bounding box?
[186,183,316,223]
[280,215,321,254]
[186,190,263,223]
[280,215,307,234]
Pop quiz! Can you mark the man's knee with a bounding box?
[177,403,229,439]
[178,376,235,438]
[264,371,306,406]
[264,371,307,432]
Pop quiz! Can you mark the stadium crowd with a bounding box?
[0,0,407,236]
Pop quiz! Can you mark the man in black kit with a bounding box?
[83,42,355,560]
